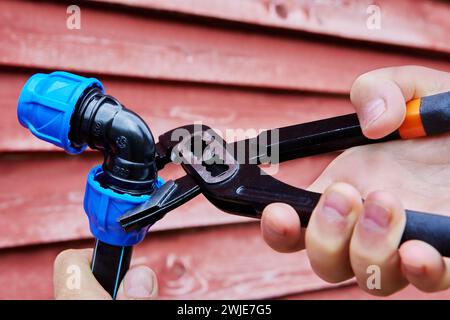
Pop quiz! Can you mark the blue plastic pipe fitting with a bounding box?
[17,71,162,298]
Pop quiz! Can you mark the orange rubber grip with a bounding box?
[398,98,426,139]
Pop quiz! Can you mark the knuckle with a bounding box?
[410,274,449,293]
[312,266,342,284]
[350,76,369,102]
[310,258,352,284]
[350,245,376,268]
[396,65,428,75]
[54,249,78,270]
[55,290,80,300]
[414,284,437,293]
[353,70,375,86]
[306,237,354,283]
[357,280,398,297]
[351,70,380,94]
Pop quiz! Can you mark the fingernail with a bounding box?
[124,266,155,298]
[361,98,386,130]
[361,202,391,233]
[321,190,352,222]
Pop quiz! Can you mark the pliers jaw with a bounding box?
[120,124,210,232]
[119,175,200,232]
[119,123,321,232]
[120,123,237,232]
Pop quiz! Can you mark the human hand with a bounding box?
[261,66,450,295]
[53,248,158,300]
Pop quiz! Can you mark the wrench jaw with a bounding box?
[118,124,322,232]
[119,125,239,231]
[154,124,214,169]
[174,129,239,184]
[119,175,201,232]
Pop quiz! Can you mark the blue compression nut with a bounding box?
[84,166,165,246]
[17,71,104,154]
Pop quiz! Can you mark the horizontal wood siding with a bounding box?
[95,0,450,54]
[0,0,449,299]
[1,1,450,94]
[0,223,355,299]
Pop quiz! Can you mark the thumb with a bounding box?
[350,68,406,139]
[54,249,111,300]
[116,265,158,300]
[350,66,450,139]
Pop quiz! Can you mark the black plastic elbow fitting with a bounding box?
[69,87,158,195]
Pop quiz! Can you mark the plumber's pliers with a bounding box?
[120,91,450,257]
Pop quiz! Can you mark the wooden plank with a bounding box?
[0,153,249,248]
[0,223,352,299]
[0,151,334,248]
[286,283,450,300]
[1,71,353,152]
[1,1,450,93]
[94,0,450,54]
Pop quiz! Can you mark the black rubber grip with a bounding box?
[420,91,450,135]
[91,239,133,299]
[401,210,450,257]
[255,187,450,257]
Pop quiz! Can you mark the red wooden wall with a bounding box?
[1,0,450,299]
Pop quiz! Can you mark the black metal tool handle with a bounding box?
[240,91,450,164]
[401,210,450,256]
[287,197,450,257]
[268,192,450,257]
[243,186,450,257]
[202,163,450,258]
[239,113,399,164]
[91,239,133,299]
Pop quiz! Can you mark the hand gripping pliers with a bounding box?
[120,92,450,258]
